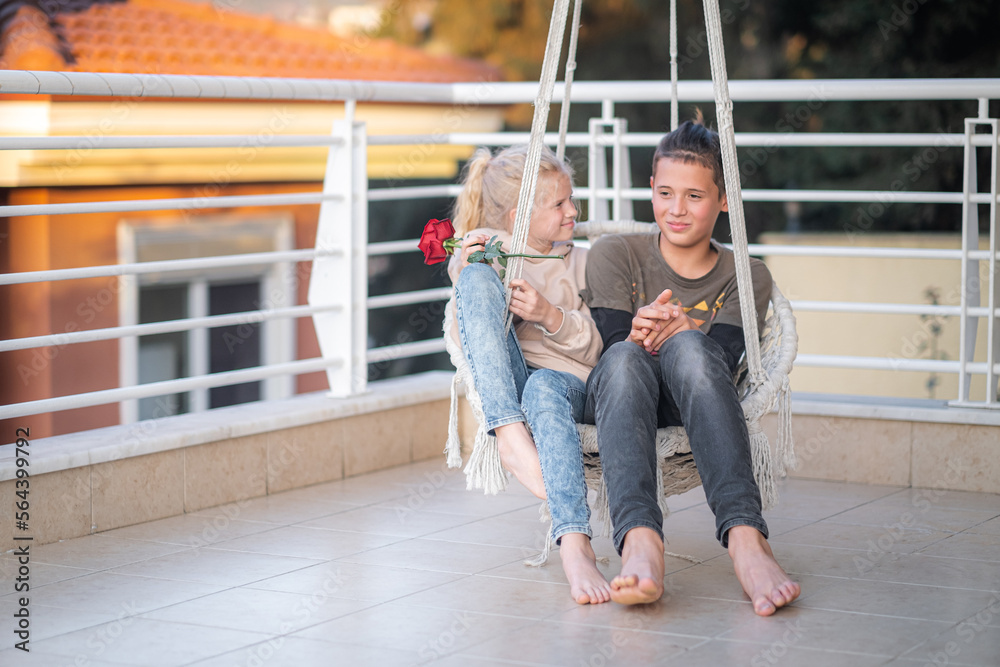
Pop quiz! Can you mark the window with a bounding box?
[118,217,295,424]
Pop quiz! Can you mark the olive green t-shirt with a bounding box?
[580,233,772,334]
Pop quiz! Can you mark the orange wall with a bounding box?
[0,182,327,442]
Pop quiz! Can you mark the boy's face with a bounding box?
[650,157,727,251]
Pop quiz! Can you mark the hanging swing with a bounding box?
[441,0,798,559]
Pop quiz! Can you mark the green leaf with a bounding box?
[468,250,486,264]
[498,268,505,281]
[498,255,508,267]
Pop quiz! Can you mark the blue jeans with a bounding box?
[584,332,768,552]
[455,264,592,541]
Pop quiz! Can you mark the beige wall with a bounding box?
[762,233,995,402]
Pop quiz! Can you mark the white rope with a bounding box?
[504,0,573,331]
[701,0,765,387]
[556,0,584,161]
[670,0,679,131]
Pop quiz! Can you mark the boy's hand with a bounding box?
[509,279,562,333]
[630,289,674,344]
[630,289,698,353]
[642,305,698,353]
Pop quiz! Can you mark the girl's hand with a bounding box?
[459,234,490,268]
[509,279,562,333]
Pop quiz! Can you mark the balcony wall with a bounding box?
[3,371,999,553]
[0,372,477,552]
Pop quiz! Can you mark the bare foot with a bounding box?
[727,525,801,616]
[610,527,664,605]
[560,533,611,605]
[495,422,546,499]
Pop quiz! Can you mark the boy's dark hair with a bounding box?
[652,109,725,199]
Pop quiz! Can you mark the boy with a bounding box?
[581,116,800,615]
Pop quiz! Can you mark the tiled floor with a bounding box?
[2,459,999,666]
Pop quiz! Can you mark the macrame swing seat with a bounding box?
[441,0,798,563]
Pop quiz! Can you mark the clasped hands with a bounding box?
[630,288,698,354]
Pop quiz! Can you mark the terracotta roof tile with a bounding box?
[1,0,500,84]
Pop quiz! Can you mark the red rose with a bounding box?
[418,218,458,265]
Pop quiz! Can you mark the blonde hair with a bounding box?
[452,144,575,236]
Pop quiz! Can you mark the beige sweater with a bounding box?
[446,228,602,383]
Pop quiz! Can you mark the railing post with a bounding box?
[987,116,999,405]
[308,118,368,397]
[954,108,1000,408]
[588,116,632,223]
[956,117,980,403]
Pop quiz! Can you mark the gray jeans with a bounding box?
[584,332,768,552]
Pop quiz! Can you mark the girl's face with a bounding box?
[650,157,727,250]
[515,173,577,252]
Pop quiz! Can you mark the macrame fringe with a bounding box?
[748,418,777,510]
[445,374,464,469]
[463,427,508,494]
[776,376,796,475]
[524,531,553,567]
[664,550,703,565]
[594,474,611,538]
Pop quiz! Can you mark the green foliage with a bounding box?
[382,0,998,236]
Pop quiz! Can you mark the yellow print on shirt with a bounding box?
[673,291,726,327]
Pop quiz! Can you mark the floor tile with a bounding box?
[0,649,128,667]
[336,537,527,575]
[552,594,755,639]
[0,557,94,590]
[901,623,1000,666]
[0,598,123,642]
[667,639,891,667]
[722,606,951,656]
[868,488,1000,513]
[795,579,1000,623]
[965,516,1000,536]
[291,602,532,657]
[31,617,273,667]
[860,552,1000,591]
[4,460,999,667]
[421,515,556,552]
[374,489,541,519]
[191,494,359,525]
[826,502,998,535]
[140,586,373,635]
[394,573,580,620]
[246,560,464,603]
[107,548,323,587]
[772,520,952,555]
[209,525,401,560]
[187,636,420,667]
[24,572,226,615]
[302,477,415,506]
[98,513,275,548]
[774,478,905,502]
[458,618,698,665]
[477,547,621,590]
[916,531,1000,562]
[424,655,537,667]
[663,485,708,511]
[27,535,190,571]
[300,505,476,539]
[763,495,880,522]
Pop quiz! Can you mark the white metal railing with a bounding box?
[1,72,999,428]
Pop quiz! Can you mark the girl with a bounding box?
[447,144,609,605]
